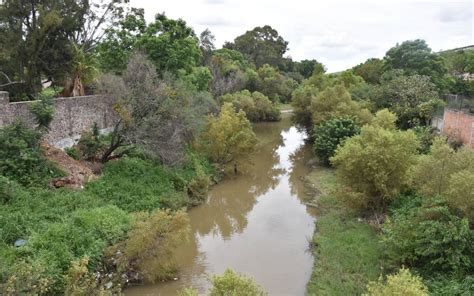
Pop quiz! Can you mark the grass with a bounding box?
[306,167,384,296]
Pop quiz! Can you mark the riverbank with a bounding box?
[304,167,384,295]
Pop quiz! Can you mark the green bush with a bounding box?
[221,90,280,122]
[76,123,104,160]
[209,269,267,296]
[382,196,473,274]
[30,88,56,130]
[364,267,428,296]
[0,122,62,186]
[313,117,361,165]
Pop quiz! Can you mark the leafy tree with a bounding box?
[353,58,384,84]
[364,268,428,296]
[374,70,443,129]
[291,84,319,130]
[255,64,297,103]
[178,66,213,91]
[382,196,473,274]
[137,13,201,75]
[294,59,325,78]
[0,0,87,97]
[383,39,447,89]
[198,103,257,166]
[29,90,55,131]
[209,269,267,296]
[310,85,372,126]
[331,110,419,211]
[225,25,288,68]
[313,117,361,165]
[96,8,146,74]
[221,90,280,122]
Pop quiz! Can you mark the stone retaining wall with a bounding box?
[0,91,117,148]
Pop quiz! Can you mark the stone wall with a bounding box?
[441,108,474,148]
[0,91,117,148]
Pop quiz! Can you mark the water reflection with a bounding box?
[126,115,316,296]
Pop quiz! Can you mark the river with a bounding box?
[125,114,317,295]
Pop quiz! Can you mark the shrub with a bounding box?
[110,210,189,283]
[76,123,104,160]
[310,85,372,126]
[64,256,113,296]
[221,90,280,122]
[30,89,55,130]
[364,267,428,296]
[0,260,52,295]
[0,122,62,186]
[209,269,267,296]
[382,196,473,274]
[331,111,419,211]
[313,117,361,165]
[198,103,257,167]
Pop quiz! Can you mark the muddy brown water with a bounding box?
[125,114,317,296]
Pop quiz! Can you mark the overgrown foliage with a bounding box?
[209,269,267,296]
[331,110,419,212]
[364,268,428,296]
[313,117,361,165]
[221,90,280,122]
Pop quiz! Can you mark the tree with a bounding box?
[199,28,216,65]
[294,59,325,78]
[313,117,361,165]
[96,53,212,164]
[198,103,257,167]
[331,110,419,211]
[353,58,384,84]
[96,8,146,74]
[225,25,288,68]
[383,39,447,89]
[221,90,280,122]
[0,0,88,97]
[137,13,201,75]
[310,85,372,126]
[255,64,297,103]
[374,70,442,129]
[364,268,428,296]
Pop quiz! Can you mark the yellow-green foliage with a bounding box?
[331,111,419,211]
[199,103,257,165]
[221,90,280,122]
[310,85,372,126]
[209,269,267,296]
[64,257,112,296]
[364,268,428,296]
[112,210,190,283]
[371,109,397,130]
[411,139,474,222]
[1,260,52,296]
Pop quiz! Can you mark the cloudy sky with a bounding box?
[130,0,473,72]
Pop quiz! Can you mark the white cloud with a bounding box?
[130,0,473,72]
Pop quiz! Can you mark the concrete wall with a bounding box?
[441,108,474,148]
[0,91,117,148]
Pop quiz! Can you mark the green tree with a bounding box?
[374,70,442,129]
[137,13,201,75]
[0,0,87,97]
[383,39,447,89]
[221,90,280,122]
[310,85,372,126]
[364,268,428,296]
[353,58,384,84]
[255,64,297,103]
[96,8,146,74]
[225,25,288,68]
[198,103,257,166]
[313,117,361,165]
[331,110,419,211]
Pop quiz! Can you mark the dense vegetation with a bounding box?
[296,38,474,295]
[1,0,473,295]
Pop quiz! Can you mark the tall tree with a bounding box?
[0,0,88,97]
[225,25,288,68]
